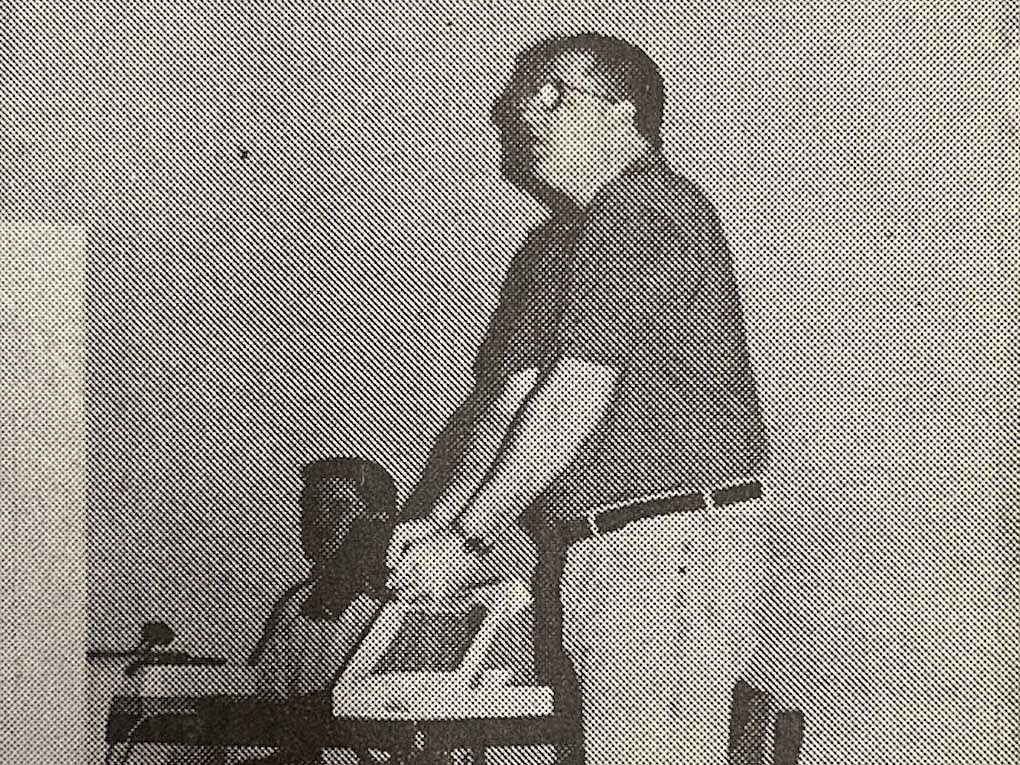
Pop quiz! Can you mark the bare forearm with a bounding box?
[427,369,539,526]
[401,391,482,519]
[428,402,520,525]
[457,358,617,538]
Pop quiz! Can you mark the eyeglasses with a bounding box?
[529,77,614,113]
[491,76,614,127]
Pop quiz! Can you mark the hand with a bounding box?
[386,529,477,602]
[386,517,440,570]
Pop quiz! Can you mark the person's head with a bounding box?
[490,34,665,205]
[298,457,398,566]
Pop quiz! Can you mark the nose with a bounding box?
[493,97,540,132]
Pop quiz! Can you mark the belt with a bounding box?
[560,480,763,545]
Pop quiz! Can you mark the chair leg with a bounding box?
[772,710,805,765]
[555,744,584,765]
[727,680,771,765]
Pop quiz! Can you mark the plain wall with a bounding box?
[1,225,87,763]
[3,2,1015,763]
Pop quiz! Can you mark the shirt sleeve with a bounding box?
[472,252,534,384]
[557,203,701,367]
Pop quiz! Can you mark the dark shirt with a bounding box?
[473,151,770,521]
[301,516,393,620]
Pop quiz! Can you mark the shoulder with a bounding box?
[574,164,731,281]
[582,180,684,251]
[595,155,719,220]
[516,209,582,254]
[671,174,725,228]
[251,579,314,662]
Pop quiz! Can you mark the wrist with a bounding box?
[449,517,493,556]
[457,492,507,540]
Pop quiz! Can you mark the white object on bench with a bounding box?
[333,579,553,719]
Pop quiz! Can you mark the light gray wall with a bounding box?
[4,2,1015,763]
[1,225,87,763]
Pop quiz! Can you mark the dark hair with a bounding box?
[300,457,397,518]
[510,33,665,149]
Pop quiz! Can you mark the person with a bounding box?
[247,457,534,765]
[388,33,770,765]
[243,457,399,765]
[251,456,398,696]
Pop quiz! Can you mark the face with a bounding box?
[300,477,366,564]
[493,52,624,201]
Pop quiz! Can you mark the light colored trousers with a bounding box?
[560,496,766,765]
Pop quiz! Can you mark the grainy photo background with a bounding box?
[2,1,1016,763]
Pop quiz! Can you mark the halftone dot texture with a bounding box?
[557,509,766,765]
[2,1,1013,764]
[2,225,87,762]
